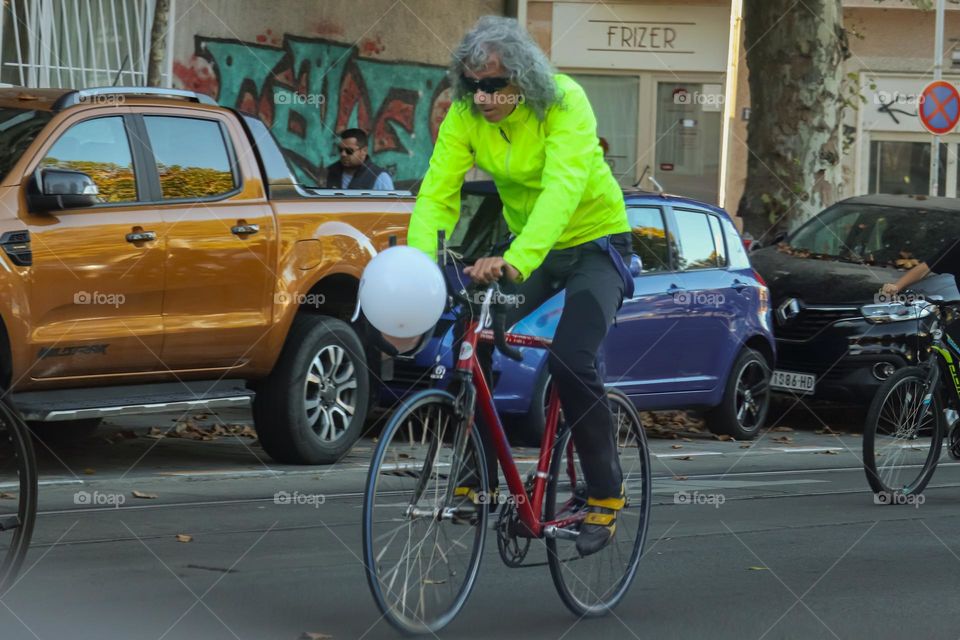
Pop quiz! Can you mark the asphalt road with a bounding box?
[0,408,957,640]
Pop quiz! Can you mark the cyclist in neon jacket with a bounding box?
[407,16,633,556]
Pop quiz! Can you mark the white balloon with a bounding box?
[359,246,446,339]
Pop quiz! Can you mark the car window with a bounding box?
[720,216,752,269]
[40,116,137,203]
[674,208,723,270]
[786,203,960,267]
[143,116,237,200]
[708,215,727,267]
[627,206,671,272]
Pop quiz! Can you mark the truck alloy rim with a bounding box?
[303,345,358,441]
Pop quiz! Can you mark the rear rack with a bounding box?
[52,86,217,111]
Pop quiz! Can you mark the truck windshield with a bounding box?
[0,108,53,183]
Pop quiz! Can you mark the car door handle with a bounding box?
[125,231,156,243]
[666,284,684,295]
[732,279,749,292]
[231,224,259,236]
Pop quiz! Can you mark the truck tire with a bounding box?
[253,315,370,464]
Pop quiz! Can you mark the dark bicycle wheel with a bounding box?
[863,366,944,499]
[362,389,488,634]
[0,398,37,595]
[546,388,652,617]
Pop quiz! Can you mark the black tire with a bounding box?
[706,348,771,439]
[27,418,102,444]
[506,366,551,447]
[253,315,370,464]
[546,388,651,617]
[863,366,944,498]
[362,389,487,634]
[0,398,37,596]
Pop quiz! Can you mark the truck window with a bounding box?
[40,116,137,203]
[0,108,53,184]
[142,116,237,200]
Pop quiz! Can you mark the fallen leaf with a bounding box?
[771,426,794,432]
[299,633,332,640]
[176,534,193,543]
[677,456,692,461]
[682,438,693,443]
[671,444,683,450]
[748,566,768,571]
[714,435,734,442]
[673,475,688,481]
[818,450,839,455]
[0,492,16,499]
[772,436,794,444]
[83,468,96,475]
[740,444,751,449]
[132,491,158,500]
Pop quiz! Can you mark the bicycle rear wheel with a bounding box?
[0,398,37,595]
[863,366,944,499]
[546,388,651,617]
[362,390,488,634]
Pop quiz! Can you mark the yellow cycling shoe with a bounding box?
[575,489,625,557]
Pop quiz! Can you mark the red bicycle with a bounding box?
[362,262,652,634]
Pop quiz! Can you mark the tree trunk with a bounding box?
[146,0,171,87]
[738,0,849,242]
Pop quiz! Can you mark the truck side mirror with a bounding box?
[26,167,101,213]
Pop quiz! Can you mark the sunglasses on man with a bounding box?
[460,74,511,95]
[338,145,362,155]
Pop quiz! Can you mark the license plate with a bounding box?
[771,370,816,394]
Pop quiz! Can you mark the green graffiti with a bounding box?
[193,35,450,186]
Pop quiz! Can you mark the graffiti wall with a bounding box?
[174,33,453,186]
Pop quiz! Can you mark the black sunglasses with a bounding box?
[460,74,511,95]
[338,146,361,155]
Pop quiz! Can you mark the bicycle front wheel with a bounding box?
[546,388,652,617]
[863,366,944,499]
[362,390,488,635]
[0,398,37,595]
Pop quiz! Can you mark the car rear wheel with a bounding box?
[706,348,771,439]
[253,315,370,464]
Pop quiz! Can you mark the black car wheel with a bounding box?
[706,348,771,439]
[253,315,370,464]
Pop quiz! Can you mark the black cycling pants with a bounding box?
[471,233,630,500]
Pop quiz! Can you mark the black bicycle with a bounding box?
[0,397,37,594]
[863,296,960,500]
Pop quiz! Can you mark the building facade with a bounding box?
[0,0,957,216]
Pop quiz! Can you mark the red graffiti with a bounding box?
[430,88,453,142]
[360,36,386,56]
[336,66,373,133]
[374,88,417,152]
[172,56,219,100]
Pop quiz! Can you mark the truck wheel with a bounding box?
[706,348,771,440]
[27,418,103,444]
[253,315,370,464]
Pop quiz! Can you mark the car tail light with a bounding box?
[753,269,767,288]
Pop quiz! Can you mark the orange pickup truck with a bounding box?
[0,86,412,464]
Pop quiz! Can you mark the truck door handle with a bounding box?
[231,224,259,236]
[125,231,156,243]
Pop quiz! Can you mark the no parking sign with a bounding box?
[919,80,960,135]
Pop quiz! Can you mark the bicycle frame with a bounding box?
[450,316,580,538]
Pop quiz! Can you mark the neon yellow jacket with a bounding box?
[407,74,629,281]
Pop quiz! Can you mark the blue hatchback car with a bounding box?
[383,183,776,444]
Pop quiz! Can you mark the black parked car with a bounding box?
[751,194,960,405]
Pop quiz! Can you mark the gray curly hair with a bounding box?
[449,15,559,120]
